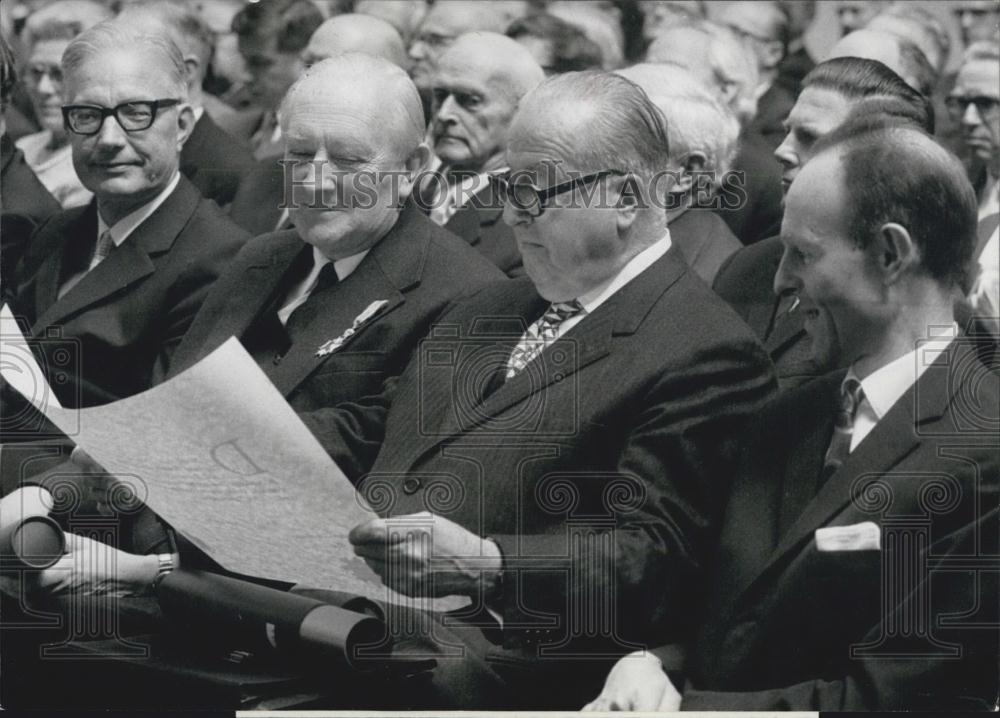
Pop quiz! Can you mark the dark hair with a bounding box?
[0,32,16,106]
[507,13,603,73]
[233,0,324,53]
[803,56,935,133]
[815,125,977,289]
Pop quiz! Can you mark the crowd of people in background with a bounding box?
[0,0,997,712]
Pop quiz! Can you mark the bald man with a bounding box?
[827,29,936,96]
[300,13,408,68]
[419,32,543,275]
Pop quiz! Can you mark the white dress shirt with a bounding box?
[847,324,957,452]
[426,156,505,226]
[276,246,369,325]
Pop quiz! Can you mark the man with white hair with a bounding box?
[230,13,411,236]
[827,28,936,97]
[355,0,427,45]
[420,32,544,275]
[646,17,782,245]
[117,0,255,208]
[617,63,742,283]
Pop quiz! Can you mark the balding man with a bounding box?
[117,1,255,208]
[408,0,525,106]
[827,28,936,97]
[230,13,410,235]
[714,57,933,390]
[586,121,998,713]
[299,70,775,708]
[355,0,427,44]
[419,32,543,275]
[617,63,742,283]
[301,13,408,68]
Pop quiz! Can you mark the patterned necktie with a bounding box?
[820,376,865,483]
[506,300,584,379]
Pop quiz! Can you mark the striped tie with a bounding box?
[506,300,584,379]
[821,376,865,483]
[89,229,115,270]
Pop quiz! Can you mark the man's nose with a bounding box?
[772,247,800,298]
[962,100,982,127]
[436,94,458,122]
[36,73,57,96]
[773,135,797,170]
[502,200,531,228]
[95,113,127,147]
[409,39,427,60]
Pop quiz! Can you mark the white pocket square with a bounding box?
[815,522,881,552]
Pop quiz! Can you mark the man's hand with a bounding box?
[582,650,682,711]
[0,533,159,600]
[349,511,502,598]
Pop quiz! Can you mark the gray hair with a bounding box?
[280,52,425,157]
[62,20,188,99]
[23,0,111,49]
[515,71,671,184]
[617,63,740,184]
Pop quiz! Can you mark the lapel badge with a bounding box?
[316,299,389,357]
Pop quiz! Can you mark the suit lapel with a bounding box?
[266,203,430,396]
[31,179,201,333]
[733,352,957,613]
[31,206,95,321]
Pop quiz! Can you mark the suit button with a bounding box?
[402,477,422,495]
[273,353,283,365]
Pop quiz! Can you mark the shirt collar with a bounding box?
[97,171,181,247]
[848,324,958,421]
[312,245,369,283]
[576,230,673,313]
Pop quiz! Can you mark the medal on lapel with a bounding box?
[316,299,389,357]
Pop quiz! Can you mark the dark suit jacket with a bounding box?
[669,208,742,285]
[180,112,255,209]
[443,179,523,277]
[671,354,999,710]
[7,176,250,409]
[303,248,776,659]
[228,154,286,236]
[718,130,784,246]
[1,134,61,287]
[713,235,824,389]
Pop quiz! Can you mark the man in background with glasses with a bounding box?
[2,20,249,486]
[949,41,1000,336]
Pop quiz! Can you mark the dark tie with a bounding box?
[284,262,339,340]
[820,376,865,483]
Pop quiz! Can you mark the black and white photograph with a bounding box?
[0,0,996,713]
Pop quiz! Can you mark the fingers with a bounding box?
[348,518,407,546]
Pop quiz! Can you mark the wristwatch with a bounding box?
[153,552,176,587]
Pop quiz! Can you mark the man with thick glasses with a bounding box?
[2,21,249,480]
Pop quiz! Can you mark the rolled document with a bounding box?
[0,515,65,570]
[156,569,388,668]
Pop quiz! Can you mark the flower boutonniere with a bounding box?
[316,299,389,357]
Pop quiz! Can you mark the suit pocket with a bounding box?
[310,351,389,376]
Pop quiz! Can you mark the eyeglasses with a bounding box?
[945,95,1000,121]
[62,99,181,136]
[497,169,627,217]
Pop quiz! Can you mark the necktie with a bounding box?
[284,262,339,339]
[506,300,584,379]
[58,230,115,299]
[820,376,865,483]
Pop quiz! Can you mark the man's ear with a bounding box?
[183,54,201,92]
[673,151,708,195]
[176,103,196,149]
[615,174,642,233]
[874,222,919,284]
[397,142,432,202]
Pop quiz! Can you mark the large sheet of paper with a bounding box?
[0,303,62,409]
[3,336,464,611]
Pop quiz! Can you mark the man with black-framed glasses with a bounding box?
[2,21,249,489]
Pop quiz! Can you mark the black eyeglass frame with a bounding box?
[497,169,630,217]
[62,98,182,136]
[944,94,1000,121]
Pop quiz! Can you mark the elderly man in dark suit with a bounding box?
[294,70,776,709]
[618,62,742,285]
[417,32,544,276]
[713,57,933,390]
[2,21,248,481]
[585,123,998,712]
